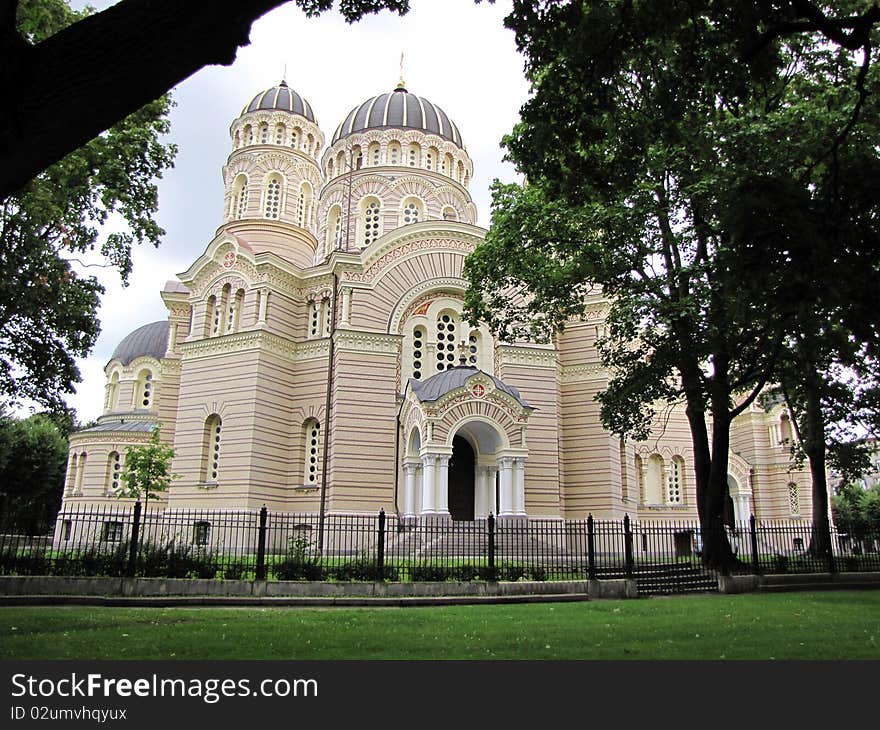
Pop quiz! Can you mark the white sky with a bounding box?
[62,0,529,423]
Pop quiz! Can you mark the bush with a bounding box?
[332,557,395,581]
[452,564,478,581]
[222,562,247,580]
[477,566,497,581]
[409,565,450,582]
[772,555,790,574]
[501,566,526,582]
[529,566,548,581]
[273,558,325,581]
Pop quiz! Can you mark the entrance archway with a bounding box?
[448,435,475,521]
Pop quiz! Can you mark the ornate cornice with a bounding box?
[497,345,557,369]
[334,330,401,355]
[558,364,607,383]
[178,329,330,363]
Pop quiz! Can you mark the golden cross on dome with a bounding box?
[397,52,406,89]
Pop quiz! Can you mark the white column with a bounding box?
[498,457,514,516]
[436,456,450,515]
[487,466,498,516]
[403,463,418,518]
[513,458,527,515]
[257,290,269,324]
[414,466,423,514]
[420,455,436,515]
[340,288,352,328]
[475,467,489,519]
[733,493,751,526]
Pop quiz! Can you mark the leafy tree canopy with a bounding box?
[0,409,70,532]
[0,0,176,414]
[464,0,880,569]
[118,426,177,507]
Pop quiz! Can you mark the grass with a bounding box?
[1,591,878,660]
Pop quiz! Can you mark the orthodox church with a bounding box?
[59,79,810,526]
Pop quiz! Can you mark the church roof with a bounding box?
[410,366,530,407]
[78,419,156,434]
[110,321,169,365]
[332,87,464,148]
[242,80,316,122]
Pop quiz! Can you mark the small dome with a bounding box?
[242,80,316,123]
[410,366,529,407]
[332,87,464,148]
[110,321,169,365]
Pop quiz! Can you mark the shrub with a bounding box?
[409,565,450,582]
[772,555,790,574]
[332,557,391,581]
[529,566,547,581]
[502,566,526,582]
[452,564,478,581]
[222,562,247,580]
[477,566,497,581]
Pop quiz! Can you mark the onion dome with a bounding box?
[110,321,169,365]
[332,85,464,148]
[241,80,316,123]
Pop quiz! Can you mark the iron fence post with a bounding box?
[749,514,761,575]
[587,513,596,580]
[255,506,267,581]
[487,513,495,578]
[377,509,385,581]
[624,514,634,579]
[127,500,142,578]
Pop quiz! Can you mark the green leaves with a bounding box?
[0,1,176,414]
[119,427,177,504]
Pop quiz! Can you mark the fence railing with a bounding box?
[1,503,879,583]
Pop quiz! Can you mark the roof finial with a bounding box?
[396,51,406,91]
[281,63,287,86]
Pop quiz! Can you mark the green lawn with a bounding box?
[1,591,878,660]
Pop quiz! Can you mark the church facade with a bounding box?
[60,80,810,526]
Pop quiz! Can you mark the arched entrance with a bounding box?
[448,435,475,520]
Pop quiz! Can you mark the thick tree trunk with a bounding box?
[803,368,833,562]
[0,0,288,197]
[701,408,736,572]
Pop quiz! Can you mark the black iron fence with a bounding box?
[1,503,879,585]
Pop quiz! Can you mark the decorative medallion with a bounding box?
[471,384,485,398]
[222,252,237,269]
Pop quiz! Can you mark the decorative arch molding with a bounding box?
[389,281,466,334]
[727,452,754,495]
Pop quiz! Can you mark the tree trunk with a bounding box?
[803,367,833,562]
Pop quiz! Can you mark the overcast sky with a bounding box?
[63,0,529,423]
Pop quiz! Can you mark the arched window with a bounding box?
[408,143,421,167]
[322,297,332,336]
[388,141,401,165]
[243,125,253,145]
[411,325,425,380]
[134,369,154,409]
[75,452,87,495]
[106,451,122,495]
[352,145,363,170]
[303,419,321,486]
[442,153,453,175]
[442,206,458,221]
[275,124,286,145]
[203,415,222,482]
[264,175,282,219]
[233,130,241,149]
[360,197,381,248]
[106,372,120,412]
[456,160,464,183]
[779,413,793,444]
[336,150,345,173]
[435,310,459,371]
[788,482,800,515]
[401,197,423,225]
[259,123,269,144]
[232,175,248,219]
[309,300,321,338]
[668,457,684,505]
[290,127,300,149]
[327,159,335,178]
[645,454,664,505]
[206,294,220,337]
[425,147,438,171]
[306,133,315,154]
[298,182,313,228]
[227,289,244,334]
[325,204,343,255]
[368,142,381,166]
[467,330,481,366]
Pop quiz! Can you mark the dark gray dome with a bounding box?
[332,87,464,148]
[410,366,529,407]
[110,321,169,365]
[242,81,316,122]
